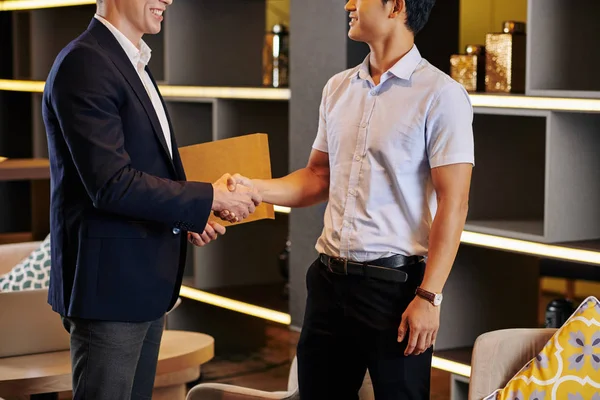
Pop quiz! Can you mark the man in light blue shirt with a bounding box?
[224,0,473,397]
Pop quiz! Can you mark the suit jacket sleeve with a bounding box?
[46,45,213,232]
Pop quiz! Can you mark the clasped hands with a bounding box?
[187,173,259,247]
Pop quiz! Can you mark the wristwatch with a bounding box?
[415,287,443,306]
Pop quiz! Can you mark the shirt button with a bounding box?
[370,90,377,96]
[172,228,181,235]
[354,155,361,162]
[349,189,356,196]
[361,123,367,128]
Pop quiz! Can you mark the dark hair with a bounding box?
[383,0,436,34]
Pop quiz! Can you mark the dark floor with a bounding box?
[198,323,451,399]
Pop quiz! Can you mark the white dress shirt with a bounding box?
[312,45,474,262]
[94,14,172,158]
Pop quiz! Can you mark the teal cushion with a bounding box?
[0,235,51,292]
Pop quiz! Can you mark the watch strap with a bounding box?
[415,287,437,303]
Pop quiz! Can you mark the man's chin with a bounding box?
[146,24,162,35]
[347,31,366,43]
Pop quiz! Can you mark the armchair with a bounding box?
[186,356,375,400]
[468,328,557,400]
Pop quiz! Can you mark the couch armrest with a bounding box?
[186,383,297,400]
[0,241,43,276]
[468,328,557,400]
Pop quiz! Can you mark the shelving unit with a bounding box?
[2,0,600,393]
[163,0,265,88]
[527,0,600,98]
[467,107,600,243]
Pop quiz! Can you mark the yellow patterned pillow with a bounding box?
[484,296,600,400]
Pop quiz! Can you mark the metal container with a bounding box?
[545,298,575,328]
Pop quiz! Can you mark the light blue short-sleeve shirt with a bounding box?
[313,45,474,262]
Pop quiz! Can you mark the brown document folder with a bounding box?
[178,133,274,226]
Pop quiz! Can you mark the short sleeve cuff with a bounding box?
[429,153,475,169]
[312,137,328,153]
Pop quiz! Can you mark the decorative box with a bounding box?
[450,44,485,92]
[485,21,527,93]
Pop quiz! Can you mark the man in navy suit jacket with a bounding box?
[41,0,260,398]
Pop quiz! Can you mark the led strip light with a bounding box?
[0,79,44,92]
[461,231,600,265]
[0,0,94,11]
[159,85,290,101]
[274,205,291,214]
[179,285,291,325]
[0,79,290,100]
[432,356,472,377]
[469,93,600,113]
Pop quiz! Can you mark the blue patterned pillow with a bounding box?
[0,235,51,292]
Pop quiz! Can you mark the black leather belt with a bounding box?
[319,254,422,283]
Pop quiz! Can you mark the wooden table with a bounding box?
[0,330,214,400]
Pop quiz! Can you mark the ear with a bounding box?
[389,0,404,18]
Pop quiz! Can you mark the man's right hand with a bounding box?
[211,174,261,223]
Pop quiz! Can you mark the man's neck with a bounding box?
[367,32,414,85]
[96,9,142,50]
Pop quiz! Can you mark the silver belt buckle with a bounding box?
[328,257,348,275]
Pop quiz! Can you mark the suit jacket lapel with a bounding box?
[87,18,177,175]
[145,67,187,181]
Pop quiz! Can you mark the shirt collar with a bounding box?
[352,44,422,82]
[94,14,152,68]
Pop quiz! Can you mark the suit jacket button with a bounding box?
[172,227,181,235]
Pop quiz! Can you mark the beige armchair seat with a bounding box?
[468,328,557,400]
[186,356,374,400]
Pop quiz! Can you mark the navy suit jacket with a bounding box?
[42,18,213,322]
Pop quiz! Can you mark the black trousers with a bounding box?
[62,315,165,400]
[297,257,432,400]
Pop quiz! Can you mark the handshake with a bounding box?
[211,173,261,223]
[187,173,260,247]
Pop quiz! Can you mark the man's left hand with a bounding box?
[397,296,440,356]
[188,221,226,247]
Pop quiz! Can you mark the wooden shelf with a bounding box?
[0,158,50,181]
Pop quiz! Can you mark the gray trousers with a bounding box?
[62,315,165,400]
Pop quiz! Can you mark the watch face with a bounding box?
[433,293,443,306]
